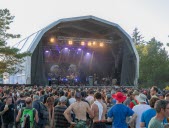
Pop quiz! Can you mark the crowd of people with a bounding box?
[0,85,169,128]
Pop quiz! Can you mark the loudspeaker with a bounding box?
[88,76,93,86]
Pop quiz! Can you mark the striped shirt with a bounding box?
[54,105,70,128]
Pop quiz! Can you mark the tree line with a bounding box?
[132,28,169,88]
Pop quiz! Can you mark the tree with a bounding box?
[132,27,144,45]
[0,9,30,74]
[136,37,169,87]
[132,28,169,87]
[167,35,169,47]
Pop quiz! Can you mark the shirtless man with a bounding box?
[64,91,94,128]
[91,92,107,128]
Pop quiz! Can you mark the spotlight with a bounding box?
[50,37,55,43]
[64,48,68,50]
[78,48,81,51]
[88,42,92,46]
[68,40,73,45]
[93,41,96,45]
[99,42,104,47]
[45,50,49,53]
[81,41,85,46]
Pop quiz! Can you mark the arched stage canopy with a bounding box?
[12,15,139,86]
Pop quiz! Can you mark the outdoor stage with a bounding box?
[8,16,138,87]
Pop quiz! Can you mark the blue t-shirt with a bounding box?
[107,104,134,128]
[141,108,167,128]
[141,108,156,128]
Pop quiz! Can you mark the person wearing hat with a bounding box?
[107,92,136,128]
[132,93,151,128]
[64,91,94,128]
[53,96,70,128]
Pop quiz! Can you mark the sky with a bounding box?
[0,0,169,49]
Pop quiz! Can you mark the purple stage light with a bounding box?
[45,50,49,53]
[78,48,81,51]
[86,52,90,55]
[64,48,68,50]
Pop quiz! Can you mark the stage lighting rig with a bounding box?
[57,36,112,47]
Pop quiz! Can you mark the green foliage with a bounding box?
[0,9,31,74]
[132,28,144,45]
[133,29,169,88]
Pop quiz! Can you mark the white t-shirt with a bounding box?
[132,104,151,128]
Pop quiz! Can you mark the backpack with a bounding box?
[39,96,44,103]
[23,115,30,128]
[39,102,49,120]
[131,100,137,105]
[20,108,35,128]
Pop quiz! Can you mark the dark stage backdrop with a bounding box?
[31,42,47,85]
[31,41,136,86]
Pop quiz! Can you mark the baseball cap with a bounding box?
[59,96,67,102]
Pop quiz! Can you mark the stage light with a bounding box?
[86,52,90,55]
[81,41,85,46]
[50,37,55,43]
[68,40,73,45]
[75,78,78,82]
[88,42,92,46]
[45,50,49,53]
[99,42,104,47]
[64,48,68,50]
[78,48,81,51]
[93,41,96,45]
